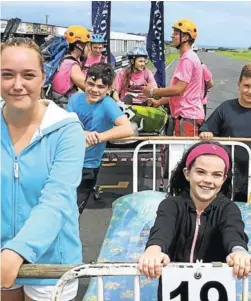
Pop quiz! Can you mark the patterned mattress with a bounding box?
[83,191,251,301]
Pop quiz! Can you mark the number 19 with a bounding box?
[170,281,228,301]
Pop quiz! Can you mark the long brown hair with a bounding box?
[122,65,134,90]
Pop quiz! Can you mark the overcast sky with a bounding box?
[1,1,251,48]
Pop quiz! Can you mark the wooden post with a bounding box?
[18,264,77,278]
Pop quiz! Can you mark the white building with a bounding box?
[54,26,146,54]
[0,20,146,55]
[110,32,146,54]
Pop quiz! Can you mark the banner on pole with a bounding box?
[92,1,111,62]
[147,1,166,87]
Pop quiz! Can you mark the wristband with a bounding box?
[150,87,155,98]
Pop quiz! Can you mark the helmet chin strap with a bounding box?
[75,43,86,61]
[175,31,188,49]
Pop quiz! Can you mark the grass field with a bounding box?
[216,50,251,61]
[166,52,179,65]
[146,51,178,71]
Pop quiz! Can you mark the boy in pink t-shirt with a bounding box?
[82,33,107,78]
[169,49,204,120]
[143,19,205,137]
[51,25,91,108]
[52,58,81,96]
[113,47,157,105]
[201,63,213,116]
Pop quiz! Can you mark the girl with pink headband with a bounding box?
[139,141,250,301]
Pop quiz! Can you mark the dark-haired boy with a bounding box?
[200,64,251,202]
[67,62,133,213]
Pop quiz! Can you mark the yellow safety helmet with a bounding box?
[64,25,91,44]
[172,19,198,40]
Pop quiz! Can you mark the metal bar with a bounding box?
[104,148,161,154]
[119,136,251,142]
[51,268,76,301]
[242,277,249,301]
[102,157,161,163]
[133,148,139,193]
[133,140,151,192]
[134,275,140,301]
[168,144,172,185]
[97,276,104,301]
[159,144,166,191]
[153,144,156,191]
[231,145,235,201]
[248,150,251,203]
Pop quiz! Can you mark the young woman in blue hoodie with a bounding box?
[1,38,85,301]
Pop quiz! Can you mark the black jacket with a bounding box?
[147,192,248,262]
[146,192,248,300]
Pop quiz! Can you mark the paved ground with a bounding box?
[76,52,248,300]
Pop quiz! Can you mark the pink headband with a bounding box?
[186,144,230,173]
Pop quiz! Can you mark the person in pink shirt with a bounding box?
[143,19,205,137]
[51,25,91,108]
[82,33,107,78]
[201,62,214,116]
[113,47,157,105]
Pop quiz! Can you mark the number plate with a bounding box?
[162,265,236,301]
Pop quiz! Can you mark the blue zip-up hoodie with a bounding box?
[1,99,85,285]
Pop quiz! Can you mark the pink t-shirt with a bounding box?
[52,58,80,95]
[169,49,204,120]
[82,54,107,78]
[114,68,157,104]
[201,64,212,104]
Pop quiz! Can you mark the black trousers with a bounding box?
[77,167,100,214]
